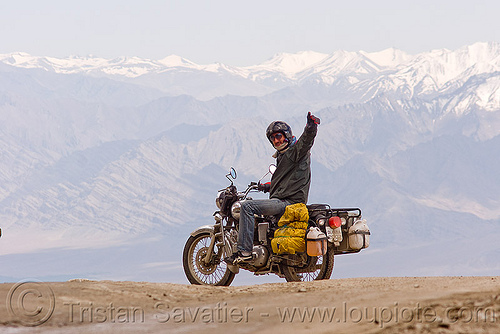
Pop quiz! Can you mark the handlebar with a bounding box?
[237,182,259,199]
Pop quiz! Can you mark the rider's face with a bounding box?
[270,132,286,147]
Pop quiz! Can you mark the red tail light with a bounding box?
[328,216,342,228]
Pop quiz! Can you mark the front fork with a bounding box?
[211,218,240,274]
[203,219,233,266]
[203,233,218,266]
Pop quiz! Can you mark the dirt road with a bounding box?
[1,276,499,333]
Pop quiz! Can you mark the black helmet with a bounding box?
[266,121,293,145]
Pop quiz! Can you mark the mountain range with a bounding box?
[0,42,498,284]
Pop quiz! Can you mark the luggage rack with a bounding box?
[307,204,362,219]
[307,205,366,255]
[330,208,362,218]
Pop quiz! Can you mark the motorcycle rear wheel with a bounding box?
[280,247,334,282]
[183,232,235,286]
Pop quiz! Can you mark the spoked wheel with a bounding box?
[183,232,235,286]
[280,246,334,282]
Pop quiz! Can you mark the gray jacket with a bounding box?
[269,123,317,204]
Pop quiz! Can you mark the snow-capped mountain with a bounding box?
[0,42,499,283]
[2,42,498,100]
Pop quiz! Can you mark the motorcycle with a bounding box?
[182,166,370,286]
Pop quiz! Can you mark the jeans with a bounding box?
[237,198,291,253]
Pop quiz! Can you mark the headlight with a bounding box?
[231,201,241,220]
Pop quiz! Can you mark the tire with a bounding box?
[182,232,235,286]
[281,246,334,282]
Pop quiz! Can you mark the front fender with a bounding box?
[190,225,215,237]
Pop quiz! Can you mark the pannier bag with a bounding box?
[306,227,327,256]
[348,219,370,250]
[271,203,309,254]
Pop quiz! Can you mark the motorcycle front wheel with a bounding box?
[183,231,235,286]
[280,246,334,282]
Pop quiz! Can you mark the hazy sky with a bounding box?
[1,0,498,66]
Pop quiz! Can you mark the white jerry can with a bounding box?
[348,219,370,250]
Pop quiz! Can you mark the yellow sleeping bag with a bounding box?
[271,203,309,254]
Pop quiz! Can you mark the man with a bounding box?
[226,112,320,264]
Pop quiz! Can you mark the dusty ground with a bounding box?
[0,276,499,333]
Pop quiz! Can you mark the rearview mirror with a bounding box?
[229,167,237,179]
